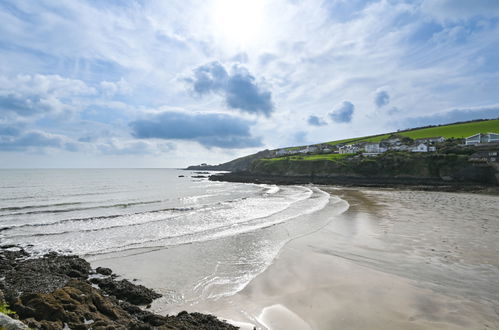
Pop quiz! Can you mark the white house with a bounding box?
[276,148,291,156]
[363,143,387,155]
[298,145,319,154]
[465,133,499,145]
[415,136,445,144]
[412,143,429,152]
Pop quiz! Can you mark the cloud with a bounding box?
[0,124,22,137]
[129,111,262,149]
[0,74,95,117]
[186,61,274,116]
[400,105,499,129]
[0,130,77,151]
[97,140,175,155]
[329,101,355,123]
[374,90,390,108]
[421,0,499,22]
[99,78,131,97]
[307,115,327,126]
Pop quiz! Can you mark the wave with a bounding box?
[78,187,331,256]
[0,206,196,232]
[0,202,83,212]
[0,199,164,217]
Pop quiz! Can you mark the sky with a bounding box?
[1,0,499,168]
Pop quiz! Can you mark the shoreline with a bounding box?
[209,172,499,194]
[3,185,498,329]
[148,186,499,329]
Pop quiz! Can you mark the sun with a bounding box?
[212,0,265,49]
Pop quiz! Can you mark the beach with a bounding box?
[93,187,499,329]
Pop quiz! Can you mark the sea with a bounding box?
[0,168,345,303]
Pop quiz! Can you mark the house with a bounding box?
[276,148,291,156]
[465,133,499,145]
[381,137,402,145]
[411,143,429,152]
[298,145,319,154]
[415,136,445,144]
[363,142,387,154]
[339,144,359,154]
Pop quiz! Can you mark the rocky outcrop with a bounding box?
[186,149,273,171]
[0,246,238,330]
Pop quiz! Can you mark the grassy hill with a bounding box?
[324,118,499,146]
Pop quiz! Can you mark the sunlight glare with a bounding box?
[212,0,265,48]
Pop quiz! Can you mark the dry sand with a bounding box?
[94,187,499,329]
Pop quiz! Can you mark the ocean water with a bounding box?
[0,169,342,302]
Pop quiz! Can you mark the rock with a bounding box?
[95,267,113,276]
[0,313,30,330]
[1,247,238,330]
[91,278,161,305]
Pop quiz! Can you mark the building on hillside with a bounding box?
[363,142,387,155]
[276,148,292,156]
[465,133,499,145]
[381,137,402,145]
[299,145,318,154]
[339,144,359,154]
[414,136,445,144]
[411,143,429,152]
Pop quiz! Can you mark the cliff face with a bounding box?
[186,149,273,171]
[249,152,498,184]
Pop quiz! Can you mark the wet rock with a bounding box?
[1,247,238,330]
[95,267,113,276]
[91,277,161,305]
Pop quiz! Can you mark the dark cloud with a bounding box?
[0,93,54,116]
[186,62,274,116]
[401,106,499,129]
[188,62,229,95]
[225,68,273,116]
[374,90,390,108]
[129,111,262,149]
[329,101,355,123]
[307,115,327,126]
[0,124,22,137]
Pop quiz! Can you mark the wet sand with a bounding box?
[94,187,499,329]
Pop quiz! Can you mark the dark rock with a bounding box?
[95,267,113,276]
[92,277,161,305]
[1,247,238,330]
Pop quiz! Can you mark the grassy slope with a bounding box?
[325,119,499,146]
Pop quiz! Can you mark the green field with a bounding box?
[325,119,499,146]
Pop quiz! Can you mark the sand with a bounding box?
[93,187,499,329]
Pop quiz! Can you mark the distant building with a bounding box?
[415,136,445,144]
[465,133,499,145]
[339,144,359,154]
[411,143,429,152]
[276,149,292,156]
[364,142,387,154]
